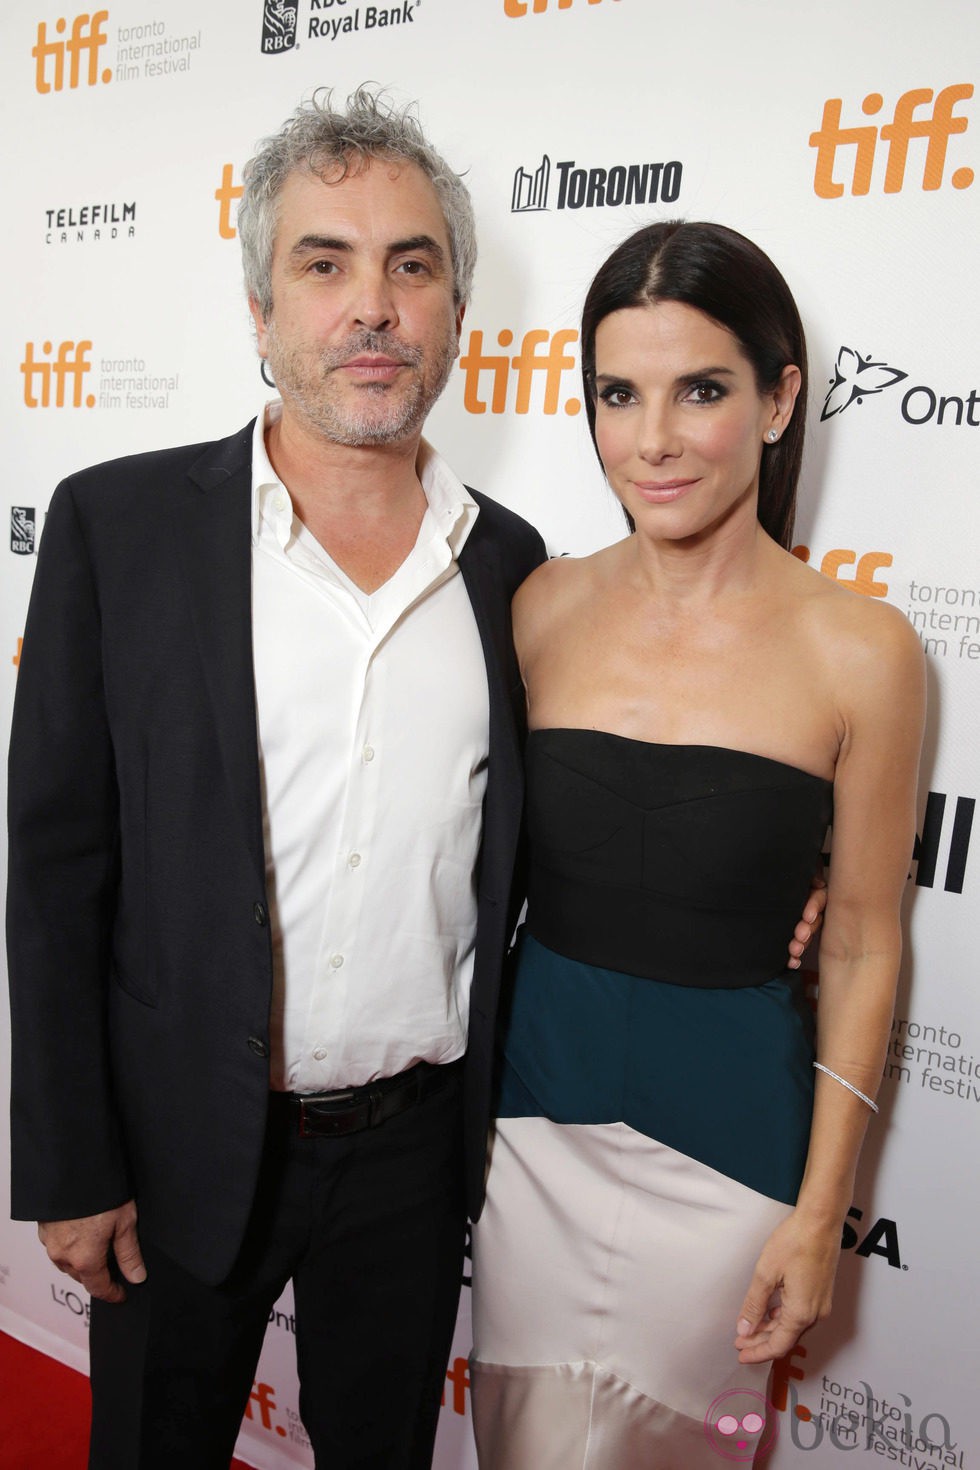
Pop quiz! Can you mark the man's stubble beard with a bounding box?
[263,323,460,448]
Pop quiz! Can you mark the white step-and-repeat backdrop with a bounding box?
[1,1,977,1466]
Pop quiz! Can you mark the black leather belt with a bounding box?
[277,1059,461,1139]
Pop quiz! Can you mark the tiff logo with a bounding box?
[20,341,95,408]
[810,84,973,197]
[246,1382,281,1434]
[914,793,974,894]
[33,12,111,93]
[442,1359,471,1416]
[215,164,243,239]
[791,545,892,599]
[247,1380,311,1447]
[505,0,612,13]
[459,328,580,415]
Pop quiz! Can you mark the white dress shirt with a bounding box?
[250,403,489,1092]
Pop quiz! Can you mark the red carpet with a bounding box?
[0,1330,254,1469]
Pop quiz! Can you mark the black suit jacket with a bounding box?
[7,421,545,1283]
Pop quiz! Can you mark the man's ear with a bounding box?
[249,294,270,358]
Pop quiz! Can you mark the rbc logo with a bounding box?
[810,84,973,196]
[33,12,111,92]
[260,0,298,53]
[11,508,37,556]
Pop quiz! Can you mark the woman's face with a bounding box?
[592,299,797,543]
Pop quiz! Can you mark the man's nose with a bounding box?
[350,268,398,333]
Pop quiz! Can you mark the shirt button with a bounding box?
[275,493,286,512]
[329,954,344,970]
[348,853,362,869]
[313,1046,327,1061]
[253,902,268,926]
[362,745,375,763]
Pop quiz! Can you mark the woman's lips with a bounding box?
[632,478,699,503]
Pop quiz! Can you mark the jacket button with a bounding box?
[248,1036,269,1058]
[253,902,268,926]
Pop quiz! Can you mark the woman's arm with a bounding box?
[734,600,926,1363]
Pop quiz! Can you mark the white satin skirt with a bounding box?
[470,1117,792,1469]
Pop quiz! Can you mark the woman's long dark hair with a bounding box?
[580,221,808,549]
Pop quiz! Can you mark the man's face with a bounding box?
[250,157,464,448]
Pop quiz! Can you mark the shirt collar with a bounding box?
[250,399,479,557]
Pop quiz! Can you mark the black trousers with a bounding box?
[88,1067,466,1470]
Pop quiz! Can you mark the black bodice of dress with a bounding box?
[525,727,833,989]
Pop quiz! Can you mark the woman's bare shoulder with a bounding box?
[514,546,610,622]
[512,545,626,667]
[784,552,925,700]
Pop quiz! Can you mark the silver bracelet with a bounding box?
[813,1062,880,1114]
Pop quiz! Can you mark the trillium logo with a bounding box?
[821,347,978,428]
[821,348,908,419]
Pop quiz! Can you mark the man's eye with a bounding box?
[396,259,429,275]
[309,260,338,275]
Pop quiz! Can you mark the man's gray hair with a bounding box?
[239,85,477,318]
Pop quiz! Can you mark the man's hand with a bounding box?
[38,1200,146,1303]
[787,869,828,970]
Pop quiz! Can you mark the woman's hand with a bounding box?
[733,1210,840,1363]
[787,867,827,969]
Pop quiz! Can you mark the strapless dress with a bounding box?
[471,729,833,1469]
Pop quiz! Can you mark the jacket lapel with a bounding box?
[459,521,525,906]
[174,422,266,883]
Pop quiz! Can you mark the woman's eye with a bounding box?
[598,386,635,409]
[686,380,724,404]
